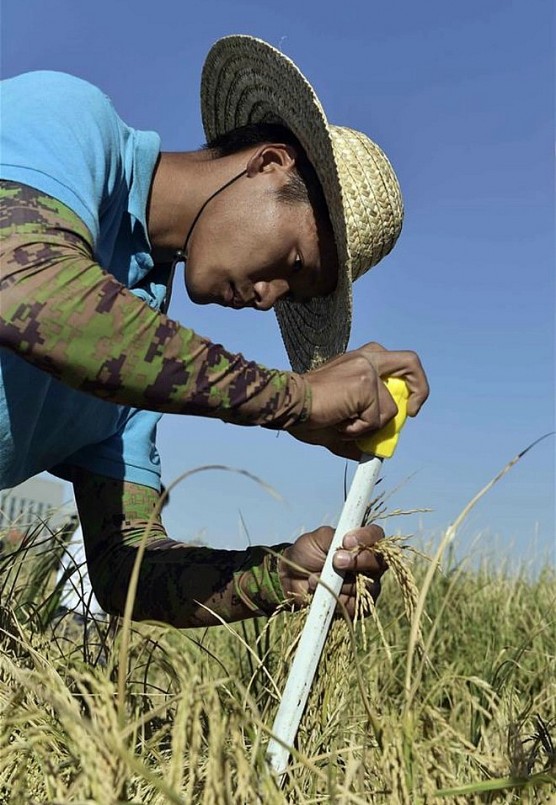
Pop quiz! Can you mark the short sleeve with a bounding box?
[1,71,129,246]
[59,407,163,491]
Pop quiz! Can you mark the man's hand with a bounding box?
[279,524,387,617]
[287,424,364,461]
[298,342,429,444]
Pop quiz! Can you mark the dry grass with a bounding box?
[0,445,554,803]
[1,536,554,804]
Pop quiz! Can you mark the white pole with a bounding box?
[267,453,383,780]
[266,377,410,784]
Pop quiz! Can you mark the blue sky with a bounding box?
[3,0,554,567]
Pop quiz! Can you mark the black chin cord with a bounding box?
[171,168,248,270]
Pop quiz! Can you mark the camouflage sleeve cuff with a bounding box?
[248,369,312,430]
[284,371,312,425]
[232,543,292,615]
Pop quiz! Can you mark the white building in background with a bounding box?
[56,522,103,616]
[0,476,67,535]
[0,477,101,616]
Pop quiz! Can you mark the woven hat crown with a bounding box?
[329,126,403,282]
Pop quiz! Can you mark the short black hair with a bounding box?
[204,123,330,222]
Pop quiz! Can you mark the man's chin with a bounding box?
[190,294,213,306]
[184,279,213,306]
[184,269,230,307]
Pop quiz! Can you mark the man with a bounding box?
[0,35,429,627]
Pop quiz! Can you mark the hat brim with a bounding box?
[200,35,352,372]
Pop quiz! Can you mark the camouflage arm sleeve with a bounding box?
[72,469,291,627]
[0,181,311,429]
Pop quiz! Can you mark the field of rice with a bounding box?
[0,468,554,804]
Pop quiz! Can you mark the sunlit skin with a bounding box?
[145,141,430,604]
[186,188,337,310]
[147,143,338,310]
[148,142,428,440]
[148,145,428,423]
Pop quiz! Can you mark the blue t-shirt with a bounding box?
[1,71,166,491]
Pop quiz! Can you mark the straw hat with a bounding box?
[201,35,404,373]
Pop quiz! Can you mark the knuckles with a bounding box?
[350,352,378,379]
[344,524,385,547]
[361,341,386,352]
[361,524,385,544]
[315,525,334,542]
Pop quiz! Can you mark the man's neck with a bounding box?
[147,149,248,262]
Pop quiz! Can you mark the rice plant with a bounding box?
[0,450,554,803]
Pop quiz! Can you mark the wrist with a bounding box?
[294,372,312,424]
[233,543,292,616]
[257,371,312,431]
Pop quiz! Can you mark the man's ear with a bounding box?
[245,143,297,177]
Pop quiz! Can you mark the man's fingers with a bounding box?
[333,344,428,437]
[334,379,398,438]
[303,341,428,446]
[343,525,385,549]
[365,348,429,416]
[304,524,387,574]
[289,424,363,460]
[290,523,387,616]
[358,340,387,353]
[333,546,386,575]
[333,526,388,574]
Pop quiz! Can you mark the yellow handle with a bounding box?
[356,377,410,459]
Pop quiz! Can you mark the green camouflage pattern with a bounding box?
[72,470,290,626]
[0,180,311,428]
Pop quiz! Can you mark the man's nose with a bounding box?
[253,279,289,311]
